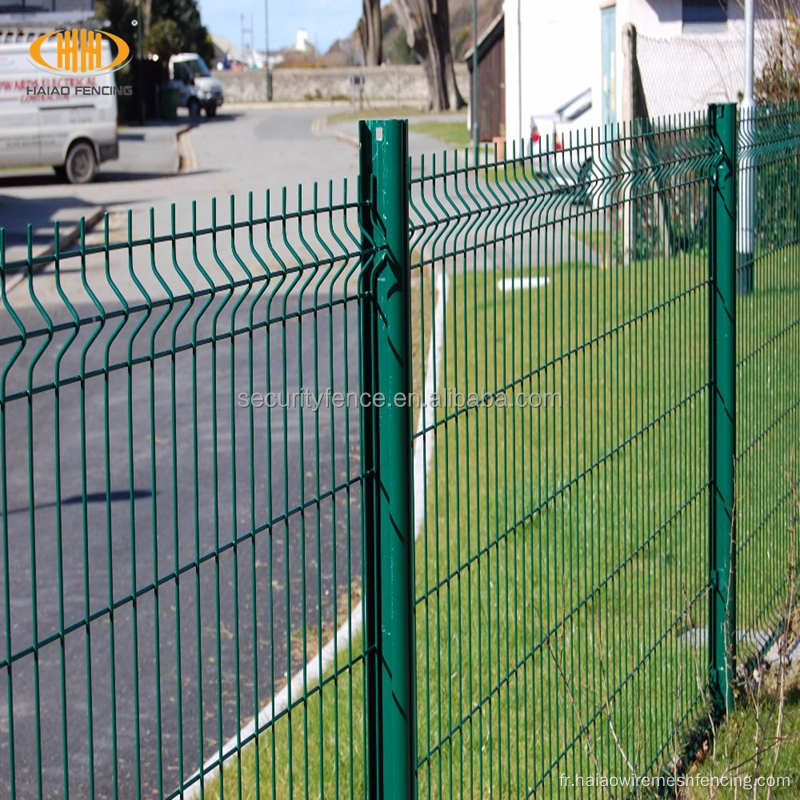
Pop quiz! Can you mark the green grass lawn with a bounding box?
[409,120,472,149]
[325,112,472,151]
[208,239,799,798]
[413,254,713,797]
[327,105,427,124]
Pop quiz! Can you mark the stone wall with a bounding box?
[217,64,470,105]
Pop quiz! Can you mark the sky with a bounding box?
[198,0,370,56]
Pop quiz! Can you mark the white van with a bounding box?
[168,53,223,117]
[0,38,119,183]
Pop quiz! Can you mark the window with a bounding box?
[683,0,728,25]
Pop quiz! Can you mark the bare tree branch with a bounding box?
[358,0,382,67]
[393,0,465,111]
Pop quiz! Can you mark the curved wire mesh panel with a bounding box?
[0,185,371,799]
[409,114,719,798]
[736,103,800,672]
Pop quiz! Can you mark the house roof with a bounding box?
[210,33,249,63]
[462,11,503,66]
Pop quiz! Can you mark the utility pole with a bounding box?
[241,14,254,65]
[264,0,272,100]
[472,0,479,163]
[136,0,145,124]
[738,0,755,294]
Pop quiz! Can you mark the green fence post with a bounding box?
[709,102,737,714]
[358,119,415,800]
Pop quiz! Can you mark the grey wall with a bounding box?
[217,64,470,105]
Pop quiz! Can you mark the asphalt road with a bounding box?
[0,106,365,264]
[0,106,381,800]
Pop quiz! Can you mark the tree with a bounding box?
[97,0,212,65]
[383,8,417,65]
[394,0,464,111]
[755,4,800,103]
[96,0,136,54]
[144,19,184,65]
[359,0,382,66]
[150,0,214,64]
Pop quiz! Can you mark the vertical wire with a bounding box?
[50,222,70,800]
[0,229,19,800]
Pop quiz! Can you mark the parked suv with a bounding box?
[168,53,224,117]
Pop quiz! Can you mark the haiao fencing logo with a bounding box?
[29,29,131,75]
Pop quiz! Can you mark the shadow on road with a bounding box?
[2,488,154,516]
[185,111,244,124]
[0,194,101,251]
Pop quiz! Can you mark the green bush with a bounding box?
[755,11,800,105]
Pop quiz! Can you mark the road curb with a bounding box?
[176,124,197,172]
[224,99,427,111]
[5,205,105,294]
[310,115,358,149]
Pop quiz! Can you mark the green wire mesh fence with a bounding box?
[736,104,800,675]
[0,101,797,799]
[410,109,719,798]
[0,186,373,799]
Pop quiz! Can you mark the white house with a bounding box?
[295,28,313,53]
[505,0,779,145]
[504,0,602,145]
